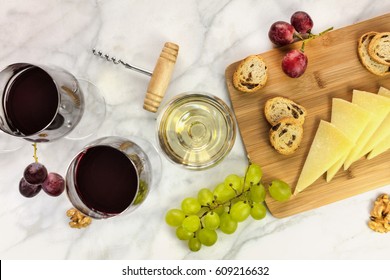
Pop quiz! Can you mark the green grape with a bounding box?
[219,212,238,234]
[250,202,267,220]
[213,183,236,203]
[250,183,266,203]
[176,226,194,240]
[182,215,201,232]
[181,197,201,215]
[230,201,251,222]
[224,174,242,194]
[165,209,185,227]
[188,237,201,252]
[240,176,249,192]
[197,188,214,206]
[245,163,263,187]
[197,228,218,246]
[203,211,220,230]
[212,205,226,216]
[269,179,292,202]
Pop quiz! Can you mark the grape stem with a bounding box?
[203,187,252,216]
[32,143,38,163]
[246,155,252,166]
[300,26,334,52]
[293,32,304,41]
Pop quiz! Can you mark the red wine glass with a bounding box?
[0,63,106,149]
[65,136,161,219]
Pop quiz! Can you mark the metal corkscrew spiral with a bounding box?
[92,48,152,76]
[92,42,179,113]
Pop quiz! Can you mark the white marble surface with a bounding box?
[0,0,390,260]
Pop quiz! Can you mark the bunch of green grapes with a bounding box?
[165,163,292,252]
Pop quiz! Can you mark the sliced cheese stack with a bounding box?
[326,98,371,182]
[343,90,390,170]
[354,88,390,161]
[294,120,353,195]
[367,87,390,159]
[295,88,390,195]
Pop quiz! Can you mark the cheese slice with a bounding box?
[343,90,390,170]
[326,98,371,182]
[294,120,353,195]
[378,86,390,97]
[355,87,390,160]
[367,87,390,159]
[367,134,390,159]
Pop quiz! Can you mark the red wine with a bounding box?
[5,66,59,135]
[75,145,139,214]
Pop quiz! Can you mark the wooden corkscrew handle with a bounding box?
[143,42,179,113]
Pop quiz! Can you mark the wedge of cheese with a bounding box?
[378,86,390,97]
[294,120,353,195]
[326,98,371,182]
[355,87,390,160]
[367,87,390,159]
[367,134,390,159]
[343,90,390,170]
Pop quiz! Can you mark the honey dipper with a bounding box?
[92,42,179,113]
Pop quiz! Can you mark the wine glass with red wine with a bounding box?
[0,63,105,148]
[65,136,162,219]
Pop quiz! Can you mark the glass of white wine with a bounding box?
[157,92,236,170]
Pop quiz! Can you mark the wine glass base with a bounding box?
[0,132,25,153]
[65,79,106,140]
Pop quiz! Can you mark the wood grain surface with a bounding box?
[225,13,390,218]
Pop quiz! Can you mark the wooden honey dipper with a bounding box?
[92,42,179,113]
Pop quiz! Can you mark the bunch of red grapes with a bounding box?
[19,145,65,198]
[268,11,331,78]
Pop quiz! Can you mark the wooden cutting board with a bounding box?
[225,13,390,218]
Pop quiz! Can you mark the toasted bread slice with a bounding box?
[357,31,390,76]
[264,96,307,126]
[233,55,268,93]
[269,117,303,155]
[368,32,390,66]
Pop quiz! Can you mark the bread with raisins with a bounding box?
[368,32,390,66]
[233,55,268,93]
[357,31,390,76]
[269,117,303,155]
[264,96,307,126]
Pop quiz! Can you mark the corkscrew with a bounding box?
[92,42,179,113]
[92,49,153,76]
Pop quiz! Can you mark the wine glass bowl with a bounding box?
[65,136,159,219]
[157,92,237,170]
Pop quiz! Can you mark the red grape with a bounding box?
[23,162,48,184]
[281,49,308,78]
[268,21,296,46]
[19,177,42,198]
[291,11,313,34]
[42,172,65,196]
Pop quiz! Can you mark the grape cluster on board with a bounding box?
[165,163,292,252]
[268,11,333,78]
[19,143,65,198]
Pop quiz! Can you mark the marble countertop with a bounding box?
[1,0,390,260]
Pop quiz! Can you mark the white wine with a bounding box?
[157,93,236,169]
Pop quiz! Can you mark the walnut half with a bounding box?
[368,194,390,233]
[66,208,92,229]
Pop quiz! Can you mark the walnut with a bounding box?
[368,194,390,233]
[66,208,92,229]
